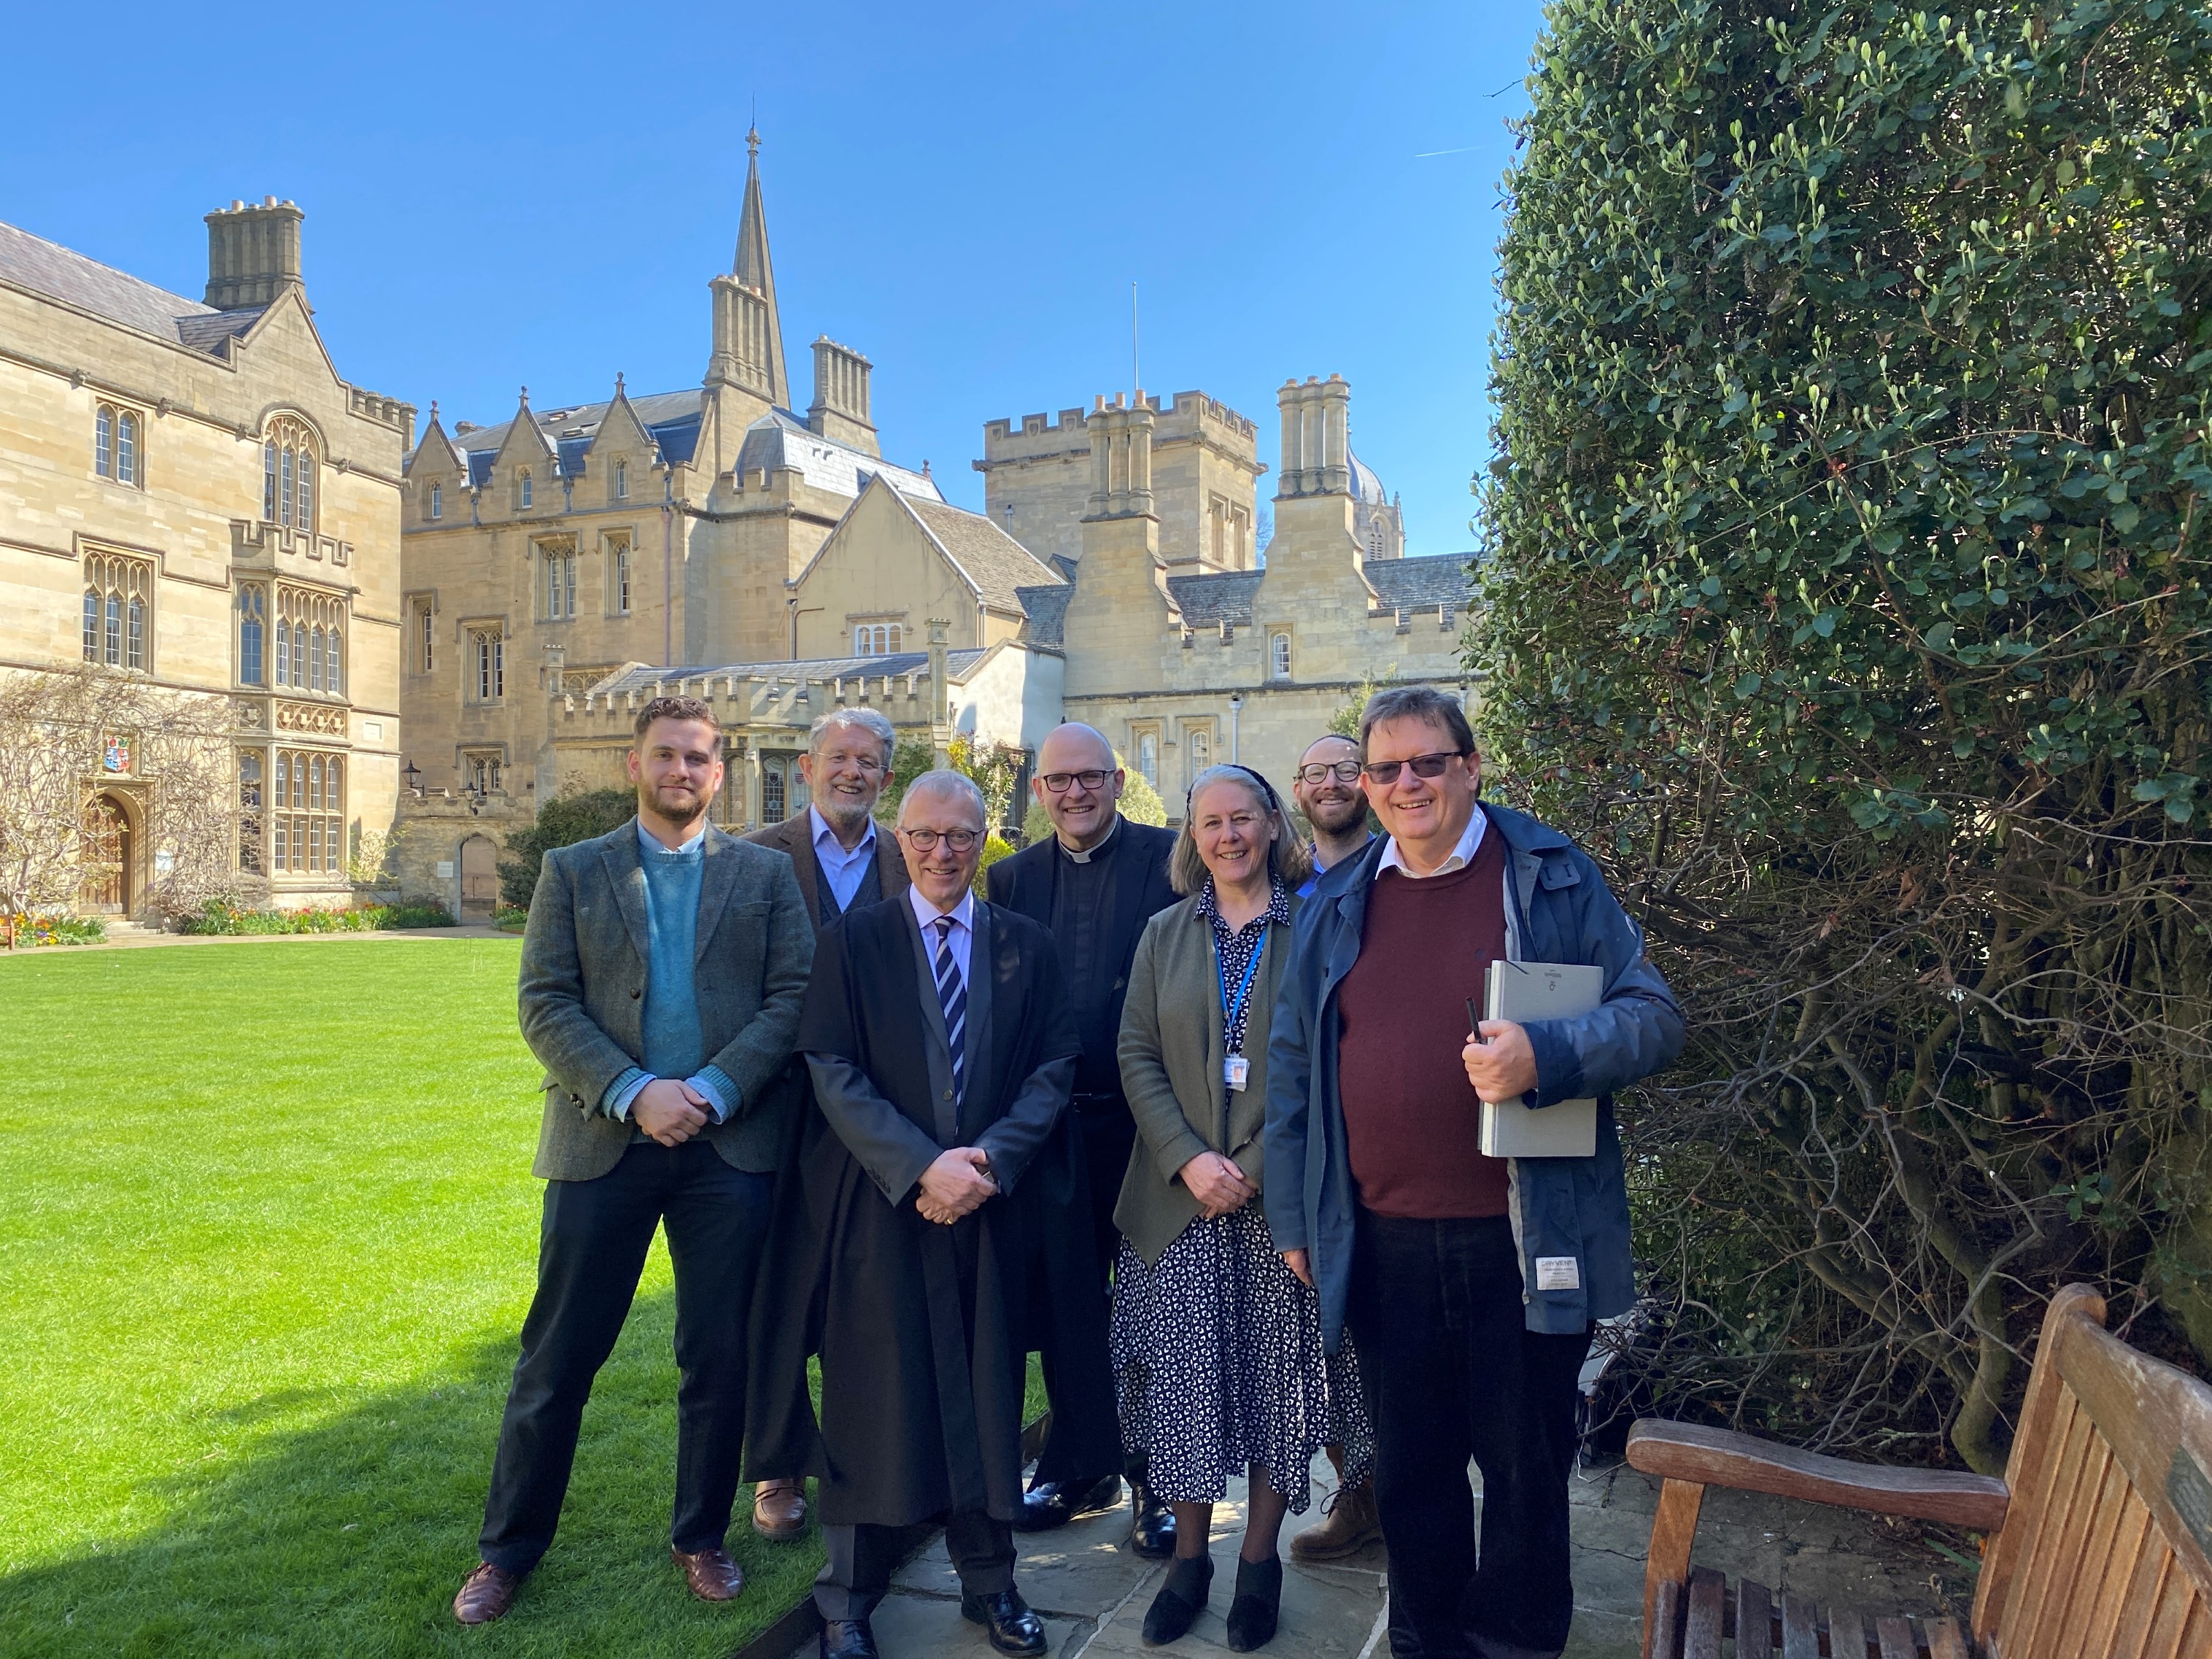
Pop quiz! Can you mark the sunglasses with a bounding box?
[1361,751,1471,786]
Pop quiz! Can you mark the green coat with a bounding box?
[517,819,816,1182]
[1112,889,1301,1265]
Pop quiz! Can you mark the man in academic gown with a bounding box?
[986,722,1179,1552]
[748,769,1079,1659]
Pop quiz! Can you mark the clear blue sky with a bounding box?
[3,0,1544,558]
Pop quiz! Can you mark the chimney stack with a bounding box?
[806,336,878,457]
[204,198,305,311]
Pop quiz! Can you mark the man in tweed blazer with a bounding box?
[453,695,815,1625]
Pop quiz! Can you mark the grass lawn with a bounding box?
[0,937,837,1658]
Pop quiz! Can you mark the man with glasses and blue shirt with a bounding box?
[1290,733,1375,904]
[987,722,1180,1553]
[1266,685,1683,1659]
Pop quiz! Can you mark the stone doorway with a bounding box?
[80,793,131,915]
[458,835,498,920]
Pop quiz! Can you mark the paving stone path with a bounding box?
[773,1442,1965,1659]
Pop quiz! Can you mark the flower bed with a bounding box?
[176,901,457,936]
[3,914,109,948]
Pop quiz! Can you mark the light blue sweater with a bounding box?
[602,822,736,1123]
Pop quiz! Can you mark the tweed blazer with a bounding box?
[518,818,816,1182]
[1111,888,1302,1265]
[741,808,909,924]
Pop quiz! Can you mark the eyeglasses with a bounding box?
[899,827,979,852]
[1296,761,1363,786]
[1040,769,1113,794]
[1361,751,1470,786]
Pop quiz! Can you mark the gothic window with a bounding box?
[1137,729,1160,789]
[237,586,266,685]
[470,628,504,702]
[272,749,344,874]
[412,599,435,673]
[81,553,152,670]
[262,416,320,532]
[1271,632,1292,680]
[465,751,503,794]
[1184,724,1213,794]
[237,750,265,873]
[429,481,443,520]
[762,762,786,824]
[1369,521,1385,559]
[608,538,631,614]
[614,459,627,500]
[540,543,577,619]
[117,412,138,484]
[95,406,112,476]
[92,405,142,485]
[274,586,345,696]
[517,469,533,510]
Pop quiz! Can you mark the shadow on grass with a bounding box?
[0,1290,823,1659]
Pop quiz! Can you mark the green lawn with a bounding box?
[0,938,825,1658]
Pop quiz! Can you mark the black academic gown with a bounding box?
[745,896,1079,1528]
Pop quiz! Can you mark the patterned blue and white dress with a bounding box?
[1110,878,1374,1508]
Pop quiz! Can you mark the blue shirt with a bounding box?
[1296,832,1377,898]
[602,820,738,1124]
[811,805,879,913]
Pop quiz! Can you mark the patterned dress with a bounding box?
[1110,877,1374,1507]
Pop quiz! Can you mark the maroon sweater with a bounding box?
[1335,827,1511,1218]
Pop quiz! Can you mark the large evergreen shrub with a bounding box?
[496,789,637,910]
[1480,0,2212,1470]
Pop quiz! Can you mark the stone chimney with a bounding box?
[204,197,305,311]
[1083,392,1157,521]
[806,336,878,456]
[1275,374,1351,499]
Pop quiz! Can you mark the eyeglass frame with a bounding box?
[1038,768,1115,794]
[897,825,982,852]
[1295,760,1364,786]
[1359,749,1474,786]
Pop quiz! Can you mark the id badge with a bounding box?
[1224,1055,1250,1092]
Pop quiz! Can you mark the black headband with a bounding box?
[1186,763,1280,816]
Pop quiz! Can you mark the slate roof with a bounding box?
[1366,552,1474,611]
[735,409,940,502]
[452,387,705,482]
[1016,583,1071,647]
[0,218,267,352]
[1165,571,1265,627]
[595,647,992,693]
[904,495,1063,613]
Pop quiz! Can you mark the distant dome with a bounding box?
[1349,450,1388,506]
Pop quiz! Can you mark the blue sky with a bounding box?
[3,0,1544,557]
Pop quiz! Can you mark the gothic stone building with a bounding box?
[0,200,411,917]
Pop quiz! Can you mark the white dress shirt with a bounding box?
[908,884,975,989]
[1377,806,1487,880]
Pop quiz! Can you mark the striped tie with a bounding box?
[933,916,967,1106]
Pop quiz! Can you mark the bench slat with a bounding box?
[1650,1578,1683,1659]
[1924,1617,1971,1659]
[1779,1595,1822,1659]
[1684,1567,1726,1659]
[1829,1607,1867,1658]
[1873,1616,1916,1659]
[1736,1579,1774,1659]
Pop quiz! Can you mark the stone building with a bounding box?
[0,200,411,917]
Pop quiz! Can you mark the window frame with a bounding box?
[1270,630,1292,680]
[236,584,267,687]
[80,552,153,672]
[261,415,322,534]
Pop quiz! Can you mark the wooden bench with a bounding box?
[1627,1285,2212,1658]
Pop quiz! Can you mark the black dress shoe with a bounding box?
[1012,1473,1123,1532]
[1128,1477,1176,1559]
[820,1617,879,1659]
[961,1588,1048,1655]
[1224,1554,1283,1651]
[1142,1554,1213,1646]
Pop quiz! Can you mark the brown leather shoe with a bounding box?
[672,1543,746,1601]
[1290,1478,1383,1562]
[752,1477,808,1540]
[452,1561,522,1625]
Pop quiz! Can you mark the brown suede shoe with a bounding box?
[672,1544,746,1601]
[752,1477,808,1540]
[1289,1479,1383,1562]
[452,1561,522,1625]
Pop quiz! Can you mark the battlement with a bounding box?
[981,407,1093,461]
[1149,390,1258,450]
[347,384,416,444]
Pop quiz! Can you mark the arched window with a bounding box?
[237,586,266,685]
[117,413,138,485]
[238,751,265,873]
[614,459,627,500]
[270,749,344,874]
[81,552,152,669]
[309,625,325,692]
[95,406,113,477]
[272,754,290,870]
[1271,632,1291,679]
[517,469,533,509]
[264,442,278,519]
[429,482,442,520]
[262,417,320,531]
[608,538,632,614]
[271,586,346,697]
[325,628,342,695]
[297,453,314,530]
[282,446,295,526]
[763,762,786,824]
[273,619,291,685]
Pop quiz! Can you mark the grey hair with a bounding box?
[1170,764,1315,896]
[1357,684,1475,762]
[809,706,896,765]
[899,767,986,828]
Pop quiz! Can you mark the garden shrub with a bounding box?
[496,789,635,910]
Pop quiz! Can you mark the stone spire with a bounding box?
[713,125,789,408]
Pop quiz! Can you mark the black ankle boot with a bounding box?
[1224,1554,1283,1652]
[1142,1552,1213,1646]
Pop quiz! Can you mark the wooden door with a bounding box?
[80,794,130,913]
[459,835,497,919]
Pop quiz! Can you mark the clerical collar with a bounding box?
[1057,813,1121,865]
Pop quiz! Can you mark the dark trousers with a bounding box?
[815,1512,1016,1621]
[479,1140,774,1574]
[1075,1102,1135,1299]
[1031,1099,1139,1488]
[1349,1211,1590,1659]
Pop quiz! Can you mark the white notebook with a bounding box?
[1479,959,1604,1158]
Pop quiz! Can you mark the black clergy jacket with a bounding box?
[744,894,1079,1527]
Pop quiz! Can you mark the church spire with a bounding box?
[716,125,788,408]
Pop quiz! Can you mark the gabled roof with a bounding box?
[1165,570,1265,627]
[0,217,268,355]
[1016,582,1072,646]
[406,407,465,476]
[596,648,995,692]
[452,386,704,484]
[902,493,1063,614]
[1366,552,1473,611]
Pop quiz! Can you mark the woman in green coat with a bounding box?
[1111,765,1373,1651]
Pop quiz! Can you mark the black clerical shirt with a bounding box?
[1048,816,1124,1100]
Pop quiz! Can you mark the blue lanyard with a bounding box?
[1218,937,1262,1051]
